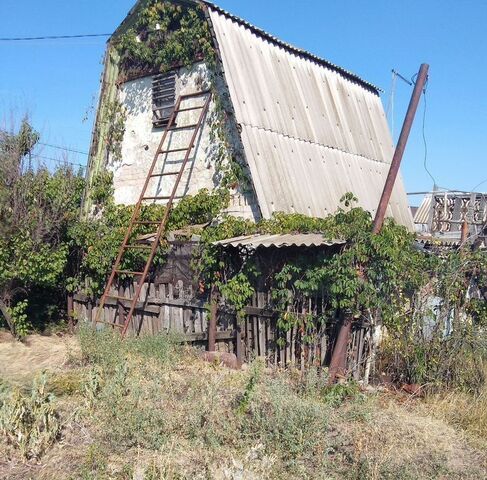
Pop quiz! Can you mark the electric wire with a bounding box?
[38,142,89,156]
[31,154,86,169]
[420,80,437,188]
[0,33,111,42]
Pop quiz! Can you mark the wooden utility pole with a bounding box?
[328,63,430,384]
[373,63,430,233]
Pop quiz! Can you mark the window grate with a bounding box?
[152,71,177,127]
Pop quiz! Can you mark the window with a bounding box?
[152,71,177,127]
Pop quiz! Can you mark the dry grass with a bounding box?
[1,329,487,479]
[423,385,487,440]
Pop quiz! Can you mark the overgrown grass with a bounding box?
[2,328,487,479]
[425,380,487,439]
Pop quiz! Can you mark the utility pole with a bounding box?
[373,63,429,233]
[328,63,429,384]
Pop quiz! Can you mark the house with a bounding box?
[414,191,487,247]
[84,0,413,228]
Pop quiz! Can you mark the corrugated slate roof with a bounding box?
[114,0,379,93]
[414,194,432,225]
[202,1,380,94]
[207,6,413,228]
[214,233,344,249]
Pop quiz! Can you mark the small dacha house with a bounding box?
[84,0,413,227]
[78,0,414,368]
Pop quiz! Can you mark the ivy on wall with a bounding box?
[104,101,127,164]
[114,1,215,79]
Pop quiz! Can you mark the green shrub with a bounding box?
[78,324,180,371]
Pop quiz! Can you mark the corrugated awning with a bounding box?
[213,233,344,249]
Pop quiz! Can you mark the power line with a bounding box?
[0,33,111,42]
[421,81,437,188]
[38,142,89,156]
[31,154,86,169]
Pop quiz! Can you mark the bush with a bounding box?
[378,325,487,394]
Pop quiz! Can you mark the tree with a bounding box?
[0,119,85,336]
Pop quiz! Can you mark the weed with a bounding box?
[78,324,179,372]
[322,382,362,407]
[0,373,60,459]
[236,359,263,414]
[244,377,329,469]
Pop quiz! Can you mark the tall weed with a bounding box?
[0,373,60,458]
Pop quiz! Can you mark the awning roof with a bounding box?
[213,233,344,249]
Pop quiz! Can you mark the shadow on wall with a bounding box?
[123,79,152,116]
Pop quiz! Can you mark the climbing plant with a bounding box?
[194,195,433,339]
[104,101,126,164]
[114,1,215,78]
[68,188,230,297]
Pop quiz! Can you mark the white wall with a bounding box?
[109,62,260,221]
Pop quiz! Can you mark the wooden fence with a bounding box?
[73,278,371,373]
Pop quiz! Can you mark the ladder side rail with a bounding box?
[94,96,183,324]
[120,93,212,337]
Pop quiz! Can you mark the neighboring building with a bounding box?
[414,191,487,246]
[84,0,413,228]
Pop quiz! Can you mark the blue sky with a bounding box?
[1,0,486,203]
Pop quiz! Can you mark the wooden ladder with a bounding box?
[94,90,212,337]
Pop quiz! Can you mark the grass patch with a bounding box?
[425,384,487,440]
[2,329,486,479]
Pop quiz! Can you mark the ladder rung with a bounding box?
[175,105,204,113]
[124,245,153,250]
[142,196,171,201]
[167,123,198,132]
[149,171,180,177]
[133,221,161,225]
[105,294,133,302]
[96,319,124,329]
[180,90,211,99]
[115,270,145,276]
[158,147,193,154]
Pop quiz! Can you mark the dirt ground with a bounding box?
[0,331,79,383]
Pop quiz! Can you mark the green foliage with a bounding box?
[0,373,61,459]
[196,195,430,341]
[104,100,126,163]
[114,1,215,76]
[7,300,29,338]
[236,359,263,414]
[69,188,229,296]
[90,170,114,206]
[0,120,85,334]
[322,382,362,407]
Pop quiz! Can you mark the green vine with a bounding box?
[69,188,229,296]
[104,100,126,163]
[114,1,215,79]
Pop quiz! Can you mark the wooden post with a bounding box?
[118,283,125,327]
[235,322,243,366]
[328,64,430,384]
[208,285,218,351]
[327,314,352,384]
[461,220,469,245]
[87,298,93,326]
[67,293,74,333]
